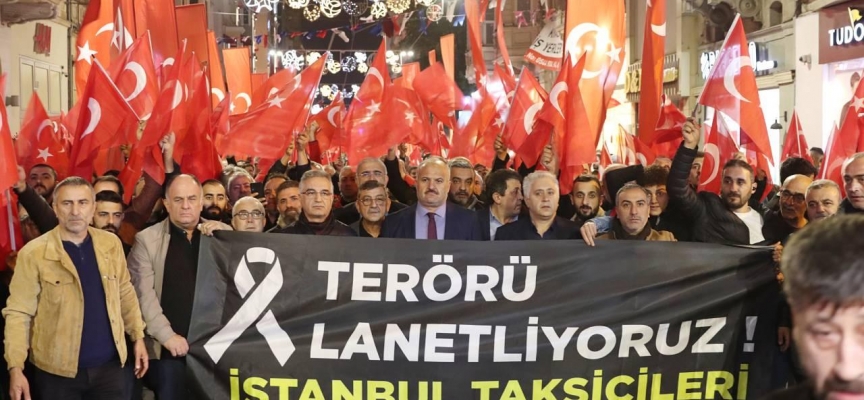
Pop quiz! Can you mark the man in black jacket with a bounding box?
[762,174,812,244]
[668,119,764,245]
[496,171,580,241]
[335,157,408,225]
[273,170,356,236]
[841,153,864,214]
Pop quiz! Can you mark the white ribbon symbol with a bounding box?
[204,248,294,366]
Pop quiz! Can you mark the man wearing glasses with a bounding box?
[351,181,391,237]
[231,197,267,233]
[763,174,813,244]
[273,170,357,236]
[335,157,408,225]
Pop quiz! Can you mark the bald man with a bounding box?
[762,174,813,244]
[381,157,482,240]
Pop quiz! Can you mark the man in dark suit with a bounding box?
[477,169,523,241]
[382,156,482,240]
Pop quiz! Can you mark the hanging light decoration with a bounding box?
[370,1,387,18]
[306,51,322,65]
[341,56,358,72]
[303,4,321,21]
[326,57,342,73]
[320,85,333,98]
[415,0,432,6]
[342,0,368,16]
[426,3,443,21]
[354,52,367,63]
[357,62,369,73]
[328,85,339,100]
[385,0,410,13]
[320,0,342,18]
[288,0,309,9]
[281,50,305,71]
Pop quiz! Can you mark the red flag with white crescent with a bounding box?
[698,114,740,195]
[15,93,69,178]
[502,68,547,156]
[223,47,254,115]
[780,111,813,163]
[75,0,115,98]
[108,31,159,121]
[637,0,666,144]
[344,40,390,163]
[309,93,345,153]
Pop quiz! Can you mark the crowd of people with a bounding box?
[1,117,863,400]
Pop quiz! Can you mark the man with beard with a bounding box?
[351,181,389,237]
[763,215,864,400]
[226,170,253,207]
[274,171,356,236]
[270,180,301,231]
[338,167,359,206]
[92,191,127,248]
[231,197,266,233]
[28,164,57,203]
[667,119,764,244]
[841,153,864,214]
[809,148,824,171]
[596,184,676,241]
[478,169,522,241]
[763,175,813,244]
[496,171,580,240]
[690,152,704,190]
[383,156,482,240]
[262,174,288,231]
[570,175,603,224]
[805,180,841,222]
[201,180,230,223]
[335,157,408,225]
[448,157,484,210]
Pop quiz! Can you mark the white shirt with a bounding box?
[734,208,765,244]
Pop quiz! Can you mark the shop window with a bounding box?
[769,2,783,27]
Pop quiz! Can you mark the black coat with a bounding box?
[840,198,863,215]
[272,214,357,236]
[381,203,482,240]
[668,144,754,245]
[335,200,408,225]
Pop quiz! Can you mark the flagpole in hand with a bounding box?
[5,189,16,252]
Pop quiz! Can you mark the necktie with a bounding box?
[427,212,438,240]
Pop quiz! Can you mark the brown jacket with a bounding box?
[3,227,145,378]
[598,229,677,241]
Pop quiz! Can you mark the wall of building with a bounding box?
[794,12,825,148]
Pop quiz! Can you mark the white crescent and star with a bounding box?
[723,56,753,103]
[367,67,385,88]
[121,62,147,101]
[170,82,184,110]
[268,95,286,108]
[327,106,341,127]
[81,98,102,139]
[36,119,53,142]
[700,143,720,186]
[564,23,604,78]
[212,88,226,102]
[77,42,98,64]
[523,102,543,134]
[549,82,568,117]
[366,100,382,115]
[234,93,252,113]
[37,148,53,162]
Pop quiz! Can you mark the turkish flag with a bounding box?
[464,0,488,87]
[251,68,295,109]
[181,71,222,182]
[0,191,24,268]
[75,0,115,98]
[821,109,859,195]
[451,93,496,164]
[383,86,429,151]
[564,0,626,140]
[207,30,225,108]
[698,114,740,194]
[653,95,687,144]
[68,62,139,179]
[175,4,209,66]
[108,31,159,121]
[780,111,813,163]
[598,142,614,180]
[344,40,390,163]
[223,47,254,115]
[110,0,136,60]
[413,63,464,129]
[309,93,344,153]
[615,125,637,166]
[219,54,326,160]
[502,68,547,154]
[633,135,657,166]
[638,0,665,143]
[0,74,17,191]
[15,93,69,177]
[698,15,773,164]
[494,0,514,78]
[133,0,178,68]
[398,63,420,89]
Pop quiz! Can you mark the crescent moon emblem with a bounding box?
[327,107,340,127]
[523,102,543,134]
[700,143,720,187]
[267,87,279,100]
[211,88,225,102]
[549,82,568,117]
[367,67,385,88]
[564,23,604,78]
[122,62,147,101]
[170,82,184,110]
[81,98,102,139]
[234,93,252,113]
[651,22,666,37]
[723,56,753,103]
[162,58,175,68]
[36,119,54,142]
[95,23,115,37]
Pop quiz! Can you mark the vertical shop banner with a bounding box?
[188,234,779,400]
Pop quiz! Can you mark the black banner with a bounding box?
[188,233,780,400]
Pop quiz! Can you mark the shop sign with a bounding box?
[700,42,776,80]
[820,1,864,64]
[624,67,679,94]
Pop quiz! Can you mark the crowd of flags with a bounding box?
[4,0,864,259]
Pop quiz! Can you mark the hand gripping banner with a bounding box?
[187,233,781,400]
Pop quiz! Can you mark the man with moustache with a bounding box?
[448,157,484,210]
[351,181,389,237]
[569,175,603,224]
[274,170,356,236]
[335,157,408,225]
[841,153,864,214]
[28,164,57,203]
[763,175,813,244]
[596,184,676,241]
[270,180,301,231]
[226,170,254,207]
[478,169,523,241]
[762,215,864,400]
[496,171,580,241]
[382,157,482,240]
[262,174,288,231]
[201,180,230,223]
[805,180,842,222]
[231,197,266,233]
[92,191,129,253]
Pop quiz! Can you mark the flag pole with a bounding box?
[5,189,16,251]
